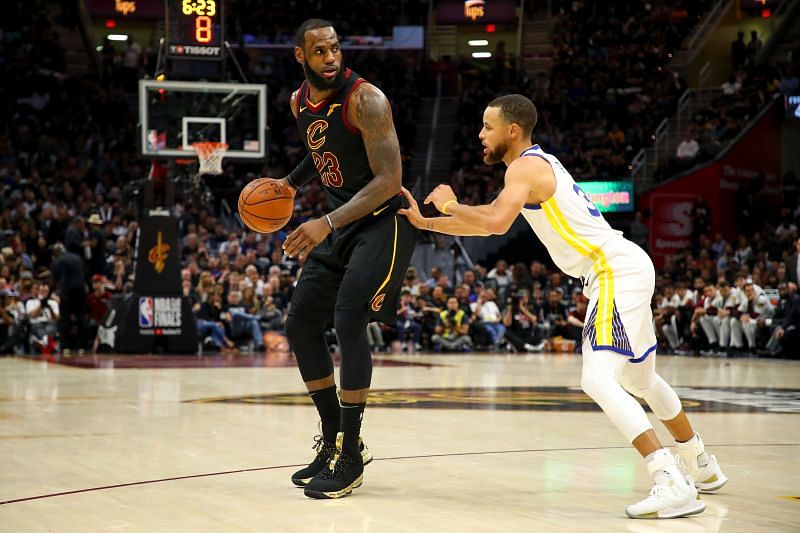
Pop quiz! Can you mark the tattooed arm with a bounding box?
[327,83,402,229]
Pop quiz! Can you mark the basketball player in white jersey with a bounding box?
[399,94,727,519]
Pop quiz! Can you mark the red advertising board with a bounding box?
[639,100,782,268]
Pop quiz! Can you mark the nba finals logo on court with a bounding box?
[147,231,170,273]
[464,0,485,20]
[190,386,800,413]
[371,293,386,312]
[306,120,328,150]
[139,297,154,328]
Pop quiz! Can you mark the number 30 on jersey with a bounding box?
[573,183,601,217]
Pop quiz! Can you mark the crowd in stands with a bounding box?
[0,1,798,359]
[656,31,798,180]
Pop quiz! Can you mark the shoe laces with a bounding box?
[311,435,336,460]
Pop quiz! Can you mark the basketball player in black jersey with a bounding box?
[271,19,417,499]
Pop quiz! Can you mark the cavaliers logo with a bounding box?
[147,231,170,273]
[306,119,328,150]
[187,386,800,413]
[371,293,386,312]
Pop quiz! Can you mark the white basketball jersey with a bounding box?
[518,145,623,278]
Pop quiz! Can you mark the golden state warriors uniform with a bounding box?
[290,69,417,325]
[519,145,657,362]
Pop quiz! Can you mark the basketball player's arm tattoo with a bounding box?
[328,84,401,229]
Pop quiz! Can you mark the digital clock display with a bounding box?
[166,0,224,59]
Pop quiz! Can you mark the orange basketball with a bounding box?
[238,178,294,233]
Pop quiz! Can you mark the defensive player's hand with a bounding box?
[424,184,457,214]
[398,187,428,229]
[283,217,331,261]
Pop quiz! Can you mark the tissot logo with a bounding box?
[306,120,328,150]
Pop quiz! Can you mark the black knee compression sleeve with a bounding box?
[285,312,333,382]
[334,309,373,390]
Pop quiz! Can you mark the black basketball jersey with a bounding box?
[295,68,374,211]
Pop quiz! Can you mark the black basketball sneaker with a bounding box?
[291,430,373,487]
[303,432,364,499]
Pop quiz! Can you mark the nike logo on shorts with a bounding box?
[372,205,389,216]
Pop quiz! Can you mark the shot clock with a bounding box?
[166,0,224,59]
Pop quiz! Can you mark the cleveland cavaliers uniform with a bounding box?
[518,145,657,362]
[289,69,417,325]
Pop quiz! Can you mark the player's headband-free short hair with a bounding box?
[487,94,538,136]
[295,18,336,48]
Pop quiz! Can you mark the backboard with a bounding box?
[138,80,267,159]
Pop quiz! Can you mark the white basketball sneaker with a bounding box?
[675,434,728,492]
[625,449,706,519]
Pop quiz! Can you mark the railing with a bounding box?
[650,118,670,177]
[698,60,712,88]
[629,148,646,181]
[676,89,692,135]
[685,0,731,65]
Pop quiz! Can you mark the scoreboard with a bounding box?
[166,0,224,59]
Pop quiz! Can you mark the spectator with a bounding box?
[51,242,87,353]
[471,287,505,348]
[396,290,422,352]
[675,130,700,162]
[502,289,545,352]
[431,296,473,352]
[87,274,112,340]
[87,213,106,278]
[25,282,59,354]
[221,290,265,351]
[731,31,746,71]
[196,292,236,352]
[746,30,762,67]
[741,282,774,350]
[0,289,26,354]
[788,238,800,285]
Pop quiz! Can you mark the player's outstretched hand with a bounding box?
[424,184,457,214]
[283,218,330,261]
[398,187,428,229]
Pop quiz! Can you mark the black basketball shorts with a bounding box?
[289,212,417,326]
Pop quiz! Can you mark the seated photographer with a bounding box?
[502,289,545,353]
[431,296,473,352]
[0,289,26,354]
[25,282,59,354]
[541,289,570,339]
[396,289,423,352]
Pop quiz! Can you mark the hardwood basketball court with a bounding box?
[1,352,798,531]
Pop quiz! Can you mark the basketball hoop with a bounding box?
[192,142,228,175]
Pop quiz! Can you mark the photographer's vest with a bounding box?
[439,309,466,337]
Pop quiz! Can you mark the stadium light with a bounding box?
[472,52,492,58]
[107,34,129,41]
[468,39,489,46]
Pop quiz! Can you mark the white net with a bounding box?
[193,142,228,175]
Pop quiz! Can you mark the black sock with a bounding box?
[340,401,366,455]
[310,386,340,443]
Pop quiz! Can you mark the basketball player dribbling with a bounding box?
[271,19,417,499]
[399,94,727,518]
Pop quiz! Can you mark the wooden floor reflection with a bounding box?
[1,352,798,532]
